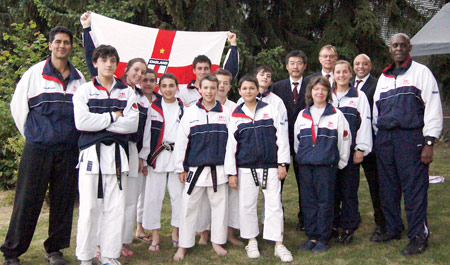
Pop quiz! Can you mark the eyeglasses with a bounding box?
[320,55,336,59]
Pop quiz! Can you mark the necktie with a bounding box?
[355,79,363,90]
[325,74,331,84]
[292,82,299,104]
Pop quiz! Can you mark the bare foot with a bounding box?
[172,227,179,247]
[198,230,209,245]
[212,243,227,256]
[173,247,186,261]
[148,242,160,252]
[228,235,244,246]
[227,228,244,246]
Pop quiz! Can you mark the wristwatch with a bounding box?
[425,139,435,146]
[278,163,287,167]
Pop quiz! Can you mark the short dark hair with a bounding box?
[159,73,178,87]
[92,45,120,65]
[285,50,308,65]
[254,65,273,76]
[49,26,73,45]
[238,74,259,89]
[199,73,219,88]
[192,55,212,68]
[214,68,232,81]
[305,76,332,106]
[146,68,157,76]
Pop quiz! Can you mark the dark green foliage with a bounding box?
[0,0,446,189]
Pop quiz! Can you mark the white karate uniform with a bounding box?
[238,168,283,242]
[142,99,184,230]
[223,99,240,230]
[224,101,290,243]
[123,94,151,244]
[174,101,230,248]
[73,78,138,261]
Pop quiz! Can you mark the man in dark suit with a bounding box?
[305,44,337,86]
[271,50,308,231]
[352,53,386,241]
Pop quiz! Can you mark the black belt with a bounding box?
[95,141,123,199]
[250,168,268,189]
[187,166,217,195]
[148,141,174,167]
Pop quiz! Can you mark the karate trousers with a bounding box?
[76,173,127,261]
[179,183,228,248]
[123,172,146,244]
[238,168,284,242]
[142,169,183,230]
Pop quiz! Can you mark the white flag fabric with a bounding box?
[89,12,228,85]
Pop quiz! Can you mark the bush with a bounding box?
[0,21,86,190]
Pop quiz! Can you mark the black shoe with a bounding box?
[45,251,68,265]
[372,231,401,243]
[401,236,428,256]
[300,240,316,251]
[296,222,305,232]
[338,229,354,245]
[311,241,329,253]
[330,227,339,239]
[3,258,21,265]
[370,226,386,242]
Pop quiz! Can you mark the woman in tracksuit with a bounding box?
[331,60,372,244]
[294,76,351,253]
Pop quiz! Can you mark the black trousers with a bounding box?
[1,143,79,259]
[361,151,386,228]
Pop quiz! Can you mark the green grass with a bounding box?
[1,143,449,264]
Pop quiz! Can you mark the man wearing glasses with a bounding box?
[306,45,338,85]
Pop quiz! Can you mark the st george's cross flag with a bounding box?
[89,12,228,86]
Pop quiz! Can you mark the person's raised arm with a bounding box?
[223,32,239,80]
[80,11,97,78]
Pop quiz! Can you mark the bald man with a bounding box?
[352,54,386,242]
[373,33,443,255]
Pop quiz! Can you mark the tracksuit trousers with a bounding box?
[299,165,338,243]
[376,129,429,240]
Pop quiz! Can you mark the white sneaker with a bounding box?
[98,257,121,265]
[80,259,93,265]
[274,244,293,263]
[245,240,260,259]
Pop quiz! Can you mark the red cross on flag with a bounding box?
[89,12,228,86]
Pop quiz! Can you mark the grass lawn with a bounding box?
[0,143,449,264]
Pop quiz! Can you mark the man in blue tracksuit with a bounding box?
[373,33,443,255]
[2,26,85,265]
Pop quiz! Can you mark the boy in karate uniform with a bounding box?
[173,74,230,261]
[73,45,138,265]
[225,75,293,263]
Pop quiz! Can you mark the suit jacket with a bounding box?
[351,74,377,114]
[271,78,307,153]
